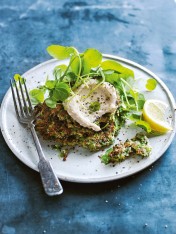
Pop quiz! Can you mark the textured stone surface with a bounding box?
[0,0,176,233]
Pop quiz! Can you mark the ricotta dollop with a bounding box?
[63,80,118,131]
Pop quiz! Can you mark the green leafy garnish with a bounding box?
[14,74,26,84]
[29,89,45,105]
[104,71,120,85]
[47,45,76,60]
[101,60,134,78]
[137,93,145,110]
[26,44,156,133]
[70,56,80,75]
[45,98,57,108]
[51,82,71,101]
[45,80,56,89]
[127,112,152,132]
[135,120,151,133]
[82,48,102,74]
[146,78,157,91]
[53,65,67,81]
[128,112,152,133]
[89,101,101,112]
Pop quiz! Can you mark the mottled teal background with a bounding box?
[0,0,176,233]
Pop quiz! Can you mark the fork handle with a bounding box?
[29,124,63,196]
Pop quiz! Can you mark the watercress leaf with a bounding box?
[58,64,68,71]
[104,72,120,84]
[83,48,102,67]
[129,113,151,132]
[101,60,123,71]
[101,60,134,78]
[47,45,76,60]
[129,113,142,120]
[146,78,157,91]
[52,82,71,101]
[52,89,69,101]
[45,98,57,108]
[103,70,114,75]
[117,73,135,81]
[137,99,145,110]
[29,89,45,104]
[70,55,80,75]
[14,74,26,84]
[45,80,56,89]
[39,86,47,92]
[82,48,102,74]
[28,97,38,105]
[63,72,77,83]
[53,64,67,80]
[137,93,145,110]
[14,74,21,81]
[135,120,151,133]
[55,82,71,92]
[54,64,67,74]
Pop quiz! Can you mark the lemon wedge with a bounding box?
[143,99,172,133]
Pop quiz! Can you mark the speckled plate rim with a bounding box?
[0,54,175,183]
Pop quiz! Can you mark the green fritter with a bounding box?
[100,133,152,164]
[34,103,123,151]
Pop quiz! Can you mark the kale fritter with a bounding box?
[34,103,121,151]
[100,133,152,164]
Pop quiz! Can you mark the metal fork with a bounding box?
[10,79,63,196]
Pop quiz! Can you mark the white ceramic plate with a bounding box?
[0,55,175,183]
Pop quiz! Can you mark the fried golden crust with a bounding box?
[34,103,118,151]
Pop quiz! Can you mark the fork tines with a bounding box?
[10,79,33,121]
